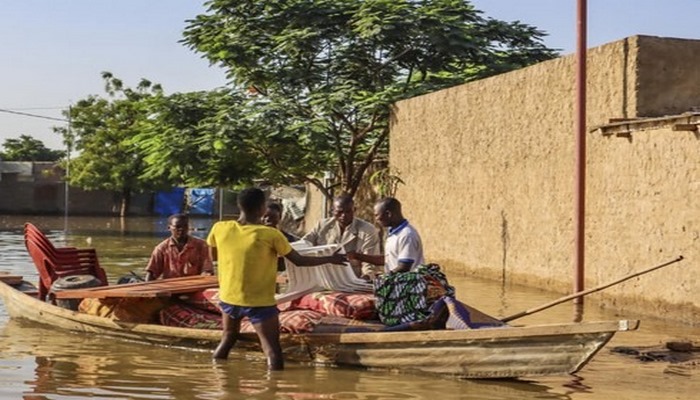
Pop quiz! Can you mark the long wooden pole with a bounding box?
[500,256,684,323]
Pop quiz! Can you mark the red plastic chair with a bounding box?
[25,223,81,257]
[24,223,108,300]
[25,223,103,267]
[25,229,98,265]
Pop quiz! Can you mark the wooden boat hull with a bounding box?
[0,280,639,379]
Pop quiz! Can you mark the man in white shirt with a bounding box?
[348,197,424,274]
[302,194,381,278]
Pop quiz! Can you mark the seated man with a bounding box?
[302,194,381,279]
[80,214,213,322]
[145,213,213,281]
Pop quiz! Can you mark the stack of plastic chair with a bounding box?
[280,241,373,299]
[24,223,108,301]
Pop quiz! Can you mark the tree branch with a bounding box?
[351,126,389,195]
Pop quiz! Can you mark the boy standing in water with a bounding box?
[206,188,346,370]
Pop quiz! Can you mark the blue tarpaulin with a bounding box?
[187,188,216,215]
[154,188,185,216]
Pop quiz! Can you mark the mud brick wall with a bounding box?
[390,36,700,322]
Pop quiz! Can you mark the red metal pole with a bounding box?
[574,0,587,302]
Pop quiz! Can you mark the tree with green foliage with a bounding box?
[54,72,163,216]
[182,0,557,197]
[0,135,64,161]
[134,88,259,188]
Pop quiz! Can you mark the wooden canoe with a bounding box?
[0,278,639,379]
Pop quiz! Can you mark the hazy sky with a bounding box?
[2,0,699,151]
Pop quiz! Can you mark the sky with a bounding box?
[2,0,700,151]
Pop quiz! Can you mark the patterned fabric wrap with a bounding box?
[374,263,455,326]
[159,303,222,330]
[276,309,324,333]
[289,291,377,320]
[441,296,507,329]
[158,303,323,334]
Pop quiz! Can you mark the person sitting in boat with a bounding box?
[347,198,457,329]
[206,187,347,370]
[347,197,424,275]
[262,202,299,242]
[144,214,213,281]
[302,194,381,279]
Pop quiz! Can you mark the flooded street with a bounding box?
[1,215,698,399]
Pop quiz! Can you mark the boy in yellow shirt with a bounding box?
[206,187,346,370]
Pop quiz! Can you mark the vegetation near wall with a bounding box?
[390,35,700,322]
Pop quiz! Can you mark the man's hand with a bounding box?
[360,264,379,282]
[329,253,348,265]
[346,251,384,266]
[285,249,347,267]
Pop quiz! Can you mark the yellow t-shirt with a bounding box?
[206,221,292,307]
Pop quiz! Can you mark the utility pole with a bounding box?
[574,0,588,303]
[64,106,71,232]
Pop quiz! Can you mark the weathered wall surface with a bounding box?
[390,36,699,322]
[1,162,203,216]
[635,37,700,116]
[588,120,699,322]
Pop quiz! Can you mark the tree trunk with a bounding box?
[120,188,131,217]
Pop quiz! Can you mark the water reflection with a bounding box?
[1,216,699,399]
[0,319,574,400]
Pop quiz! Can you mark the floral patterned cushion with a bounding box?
[159,303,323,334]
[289,291,377,320]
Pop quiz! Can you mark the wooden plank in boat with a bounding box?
[0,274,23,285]
[53,275,219,299]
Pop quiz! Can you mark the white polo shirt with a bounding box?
[384,220,424,273]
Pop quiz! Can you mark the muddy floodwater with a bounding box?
[1,215,698,399]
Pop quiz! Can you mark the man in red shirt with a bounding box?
[145,214,213,281]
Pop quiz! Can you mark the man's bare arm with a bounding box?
[284,249,346,266]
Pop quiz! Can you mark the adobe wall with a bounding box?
[635,37,700,116]
[0,181,150,216]
[587,118,699,322]
[390,35,700,322]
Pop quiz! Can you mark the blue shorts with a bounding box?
[220,302,279,324]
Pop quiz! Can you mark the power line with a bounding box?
[0,108,69,123]
[8,106,66,111]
